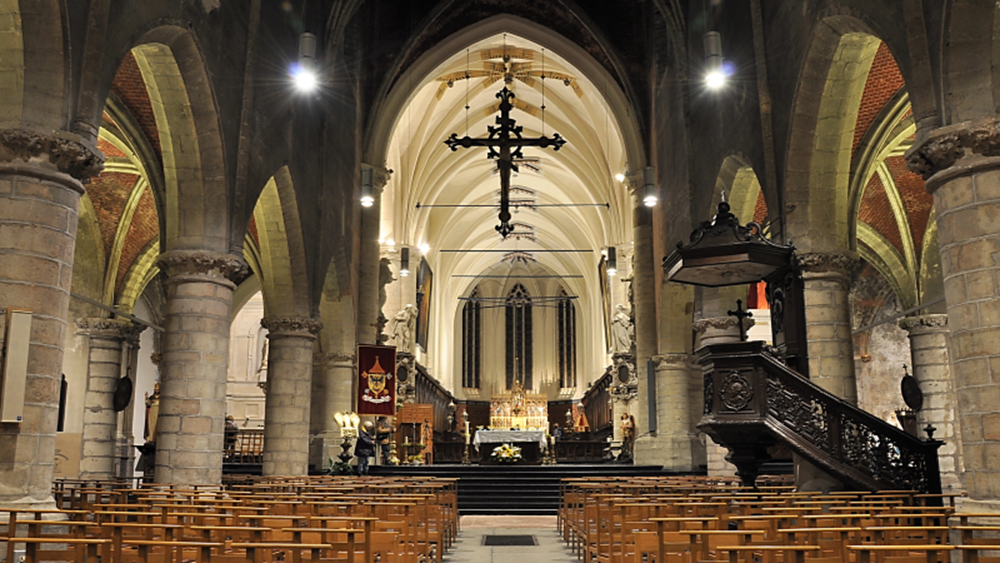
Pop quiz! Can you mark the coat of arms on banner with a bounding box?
[362,357,393,404]
[357,344,396,415]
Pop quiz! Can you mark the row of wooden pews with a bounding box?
[558,475,987,563]
[1,475,458,562]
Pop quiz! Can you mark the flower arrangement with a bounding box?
[491,443,523,463]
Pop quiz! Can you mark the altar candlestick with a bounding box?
[465,421,471,444]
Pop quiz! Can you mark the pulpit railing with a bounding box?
[698,341,942,493]
[413,363,456,435]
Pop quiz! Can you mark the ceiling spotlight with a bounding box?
[360,167,374,207]
[418,243,430,254]
[293,32,318,92]
[607,246,618,276]
[704,31,725,89]
[400,247,410,277]
[642,166,658,207]
[615,173,625,182]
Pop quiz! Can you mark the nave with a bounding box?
[1,474,995,563]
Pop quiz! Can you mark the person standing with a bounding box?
[376,416,393,464]
[355,420,376,475]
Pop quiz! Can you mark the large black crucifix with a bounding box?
[445,86,566,238]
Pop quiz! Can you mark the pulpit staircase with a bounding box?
[698,340,943,494]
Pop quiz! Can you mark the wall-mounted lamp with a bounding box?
[360,167,374,207]
[400,247,410,277]
[334,411,360,438]
[704,31,725,89]
[606,246,618,276]
[642,167,658,207]
[293,32,318,92]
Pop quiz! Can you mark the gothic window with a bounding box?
[462,290,482,388]
[557,289,577,388]
[505,284,532,390]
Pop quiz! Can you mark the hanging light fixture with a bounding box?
[400,247,410,277]
[606,246,618,276]
[360,167,374,207]
[293,32,318,92]
[642,167,658,207]
[704,31,725,89]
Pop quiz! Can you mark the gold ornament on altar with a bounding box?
[491,380,548,430]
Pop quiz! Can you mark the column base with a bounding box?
[310,432,348,473]
[0,496,58,513]
[958,498,1000,513]
[634,434,699,471]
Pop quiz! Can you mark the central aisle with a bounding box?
[445,516,578,563]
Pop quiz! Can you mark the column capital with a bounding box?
[624,166,655,196]
[75,317,145,342]
[899,314,949,335]
[795,251,860,280]
[0,128,104,188]
[313,351,355,367]
[261,316,322,340]
[157,250,249,288]
[906,115,1000,186]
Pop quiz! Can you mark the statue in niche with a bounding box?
[377,258,394,344]
[611,304,634,354]
[390,304,417,353]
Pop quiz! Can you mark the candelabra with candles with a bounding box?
[461,410,472,465]
[334,411,360,465]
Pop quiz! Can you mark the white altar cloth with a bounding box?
[473,430,547,452]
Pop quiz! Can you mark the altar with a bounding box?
[473,430,547,464]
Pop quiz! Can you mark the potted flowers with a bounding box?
[490,443,523,464]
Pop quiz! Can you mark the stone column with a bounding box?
[650,354,697,471]
[75,318,140,480]
[0,129,102,508]
[310,352,355,469]
[154,250,246,485]
[358,166,390,345]
[906,118,1000,505]
[260,316,321,476]
[898,314,962,492]
[693,317,753,477]
[627,172,658,439]
[115,325,144,479]
[797,252,860,403]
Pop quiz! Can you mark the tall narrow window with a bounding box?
[462,290,481,388]
[557,290,577,388]
[505,284,532,390]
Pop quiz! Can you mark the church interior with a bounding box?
[2,0,1000,559]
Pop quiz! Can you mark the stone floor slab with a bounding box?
[446,516,576,563]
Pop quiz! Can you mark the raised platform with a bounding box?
[369,464,685,515]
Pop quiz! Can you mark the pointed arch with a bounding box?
[942,1,998,122]
[130,26,227,252]
[247,167,311,318]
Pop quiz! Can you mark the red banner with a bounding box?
[357,345,397,416]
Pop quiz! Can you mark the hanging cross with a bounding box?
[445,86,566,238]
[727,299,754,342]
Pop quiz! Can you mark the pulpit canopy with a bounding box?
[663,201,794,287]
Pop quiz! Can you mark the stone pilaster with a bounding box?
[154,250,247,485]
[358,166,390,344]
[898,314,963,492]
[796,252,860,403]
[0,128,102,508]
[260,316,321,476]
[906,119,1000,504]
[75,318,141,480]
[115,324,144,479]
[310,351,356,469]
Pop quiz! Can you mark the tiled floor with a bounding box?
[445,516,578,563]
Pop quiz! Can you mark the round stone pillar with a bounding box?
[154,250,246,485]
[797,252,860,403]
[310,352,356,469]
[650,353,697,471]
[0,129,102,507]
[260,317,321,476]
[75,318,139,480]
[627,174,658,438]
[907,119,1000,504]
[898,314,962,492]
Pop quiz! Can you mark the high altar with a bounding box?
[490,381,547,430]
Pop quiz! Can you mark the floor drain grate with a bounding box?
[483,535,537,546]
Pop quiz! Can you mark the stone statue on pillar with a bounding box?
[390,304,417,353]
[611,304,634,354]
[377,257,394,345]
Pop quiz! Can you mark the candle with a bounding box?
[465,421,471,444]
